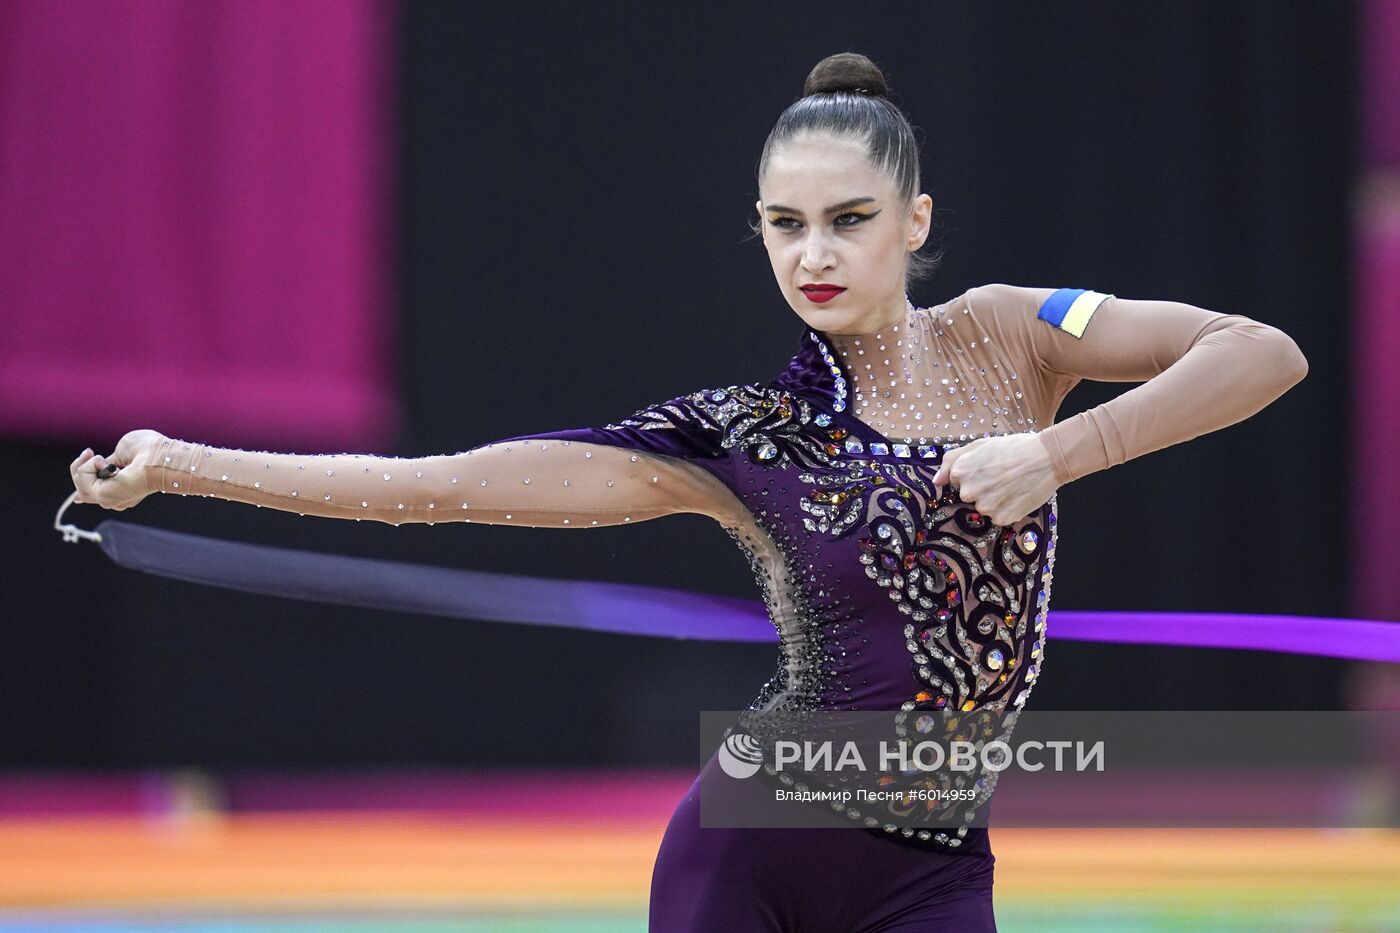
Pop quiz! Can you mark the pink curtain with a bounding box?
[1354,0,1400,621]
[0,0,397,449]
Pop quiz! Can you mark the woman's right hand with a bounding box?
[70,429,170,511]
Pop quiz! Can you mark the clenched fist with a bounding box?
[70,429,170,511]
[932,432,1062,527]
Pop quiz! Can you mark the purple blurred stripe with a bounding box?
[0,772,172,816]
[223,770,694,818]
[1352,195,1400,622]
[1355,0,1400,620]
[0,0,398,448]
[1049,610,1400,663]
[1363,0,1400,166]
[0,769,694,818]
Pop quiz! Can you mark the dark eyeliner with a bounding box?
[768,211,877,229]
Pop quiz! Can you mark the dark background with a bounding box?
[10,2,1355,768]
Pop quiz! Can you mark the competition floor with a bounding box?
[2,771,1396,933]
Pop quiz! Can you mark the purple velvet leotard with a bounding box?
[512,298,1047,930]
[147,286,1309,932]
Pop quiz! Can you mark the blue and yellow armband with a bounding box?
[1036,287,1113,338]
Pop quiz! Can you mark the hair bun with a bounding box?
[802,52,890,99]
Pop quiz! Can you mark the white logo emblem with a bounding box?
[718,730,763,779]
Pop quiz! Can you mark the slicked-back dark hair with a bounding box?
[750,52,942,284]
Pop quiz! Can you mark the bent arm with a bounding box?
[970,283,1310,485]
[143,435,737,528]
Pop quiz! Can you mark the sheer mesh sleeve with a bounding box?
[141,390,745,529]
[964,283,1309,484]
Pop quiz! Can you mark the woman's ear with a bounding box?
[907,193,933,251]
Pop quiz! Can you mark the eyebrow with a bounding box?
[763,197,877,215]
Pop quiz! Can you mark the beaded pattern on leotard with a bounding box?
[591,296,1059,847]
[144,292,1057,848]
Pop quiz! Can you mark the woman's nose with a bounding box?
[800,232,834,272]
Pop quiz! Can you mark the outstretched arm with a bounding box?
[73,420,744,526]
[138,434,737,528]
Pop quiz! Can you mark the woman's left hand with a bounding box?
[932,433,1062,526]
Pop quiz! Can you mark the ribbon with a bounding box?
[90,519,1399,663]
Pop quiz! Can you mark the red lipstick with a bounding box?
[800,285,846,304]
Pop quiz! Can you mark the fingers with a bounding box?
[69,447,94,473]
[71,447,128,507]
[70,448,98,503]
[933,448,955,486]
[934,447,963,498]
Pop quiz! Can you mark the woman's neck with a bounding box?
[818,293,913,340]
[819,295,947,443]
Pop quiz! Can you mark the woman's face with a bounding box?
[756,132,932,336]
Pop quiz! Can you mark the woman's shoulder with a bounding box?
[918,283,1045,320]
[962,282,1057,308]
[941,283,1115,336]
[915,283,1045,329]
